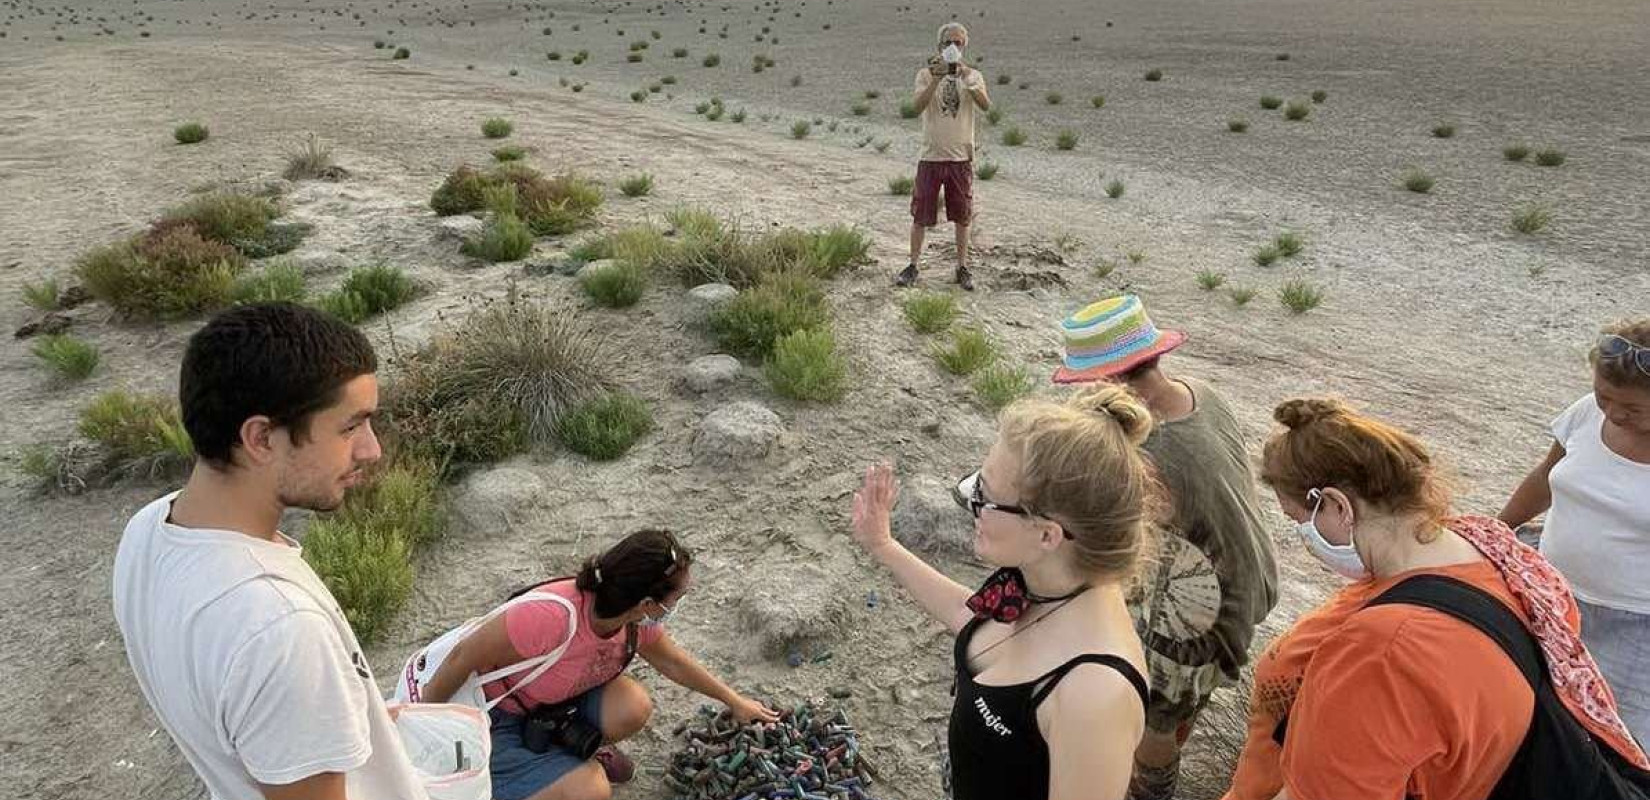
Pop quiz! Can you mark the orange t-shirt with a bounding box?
[1224,560,1560,800]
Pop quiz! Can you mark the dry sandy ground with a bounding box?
[2,0,1648,798]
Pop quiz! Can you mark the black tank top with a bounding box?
[947,616,1149,800]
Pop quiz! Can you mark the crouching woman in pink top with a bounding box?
[417,529,779,800]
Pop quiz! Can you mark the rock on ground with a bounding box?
[692,401,783,465]
[575,258,618,279]
[891,475,974,558]
[435,215,485,241]
[686,282,737,310]
[452,464,547,535]
[736,562,851,658]
[682,354,742,394]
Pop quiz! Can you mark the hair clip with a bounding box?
[594,567,603,584]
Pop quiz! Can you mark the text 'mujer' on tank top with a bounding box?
[948,615,1150,800]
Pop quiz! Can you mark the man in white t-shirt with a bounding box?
[113,303,425,800]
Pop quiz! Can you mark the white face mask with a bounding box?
[1297,489,1370,581]
[942,43,962,64]
[639,596,681,627]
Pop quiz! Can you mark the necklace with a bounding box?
[972,589,1088,661]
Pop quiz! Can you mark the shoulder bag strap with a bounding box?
[1365,574,1544,688]
[474,592,581,711]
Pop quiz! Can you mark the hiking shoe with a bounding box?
[955,265,974,292]
[894,263,919,287]
[594,746,635,784]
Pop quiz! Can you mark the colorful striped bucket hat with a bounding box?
[1052,294,1187,384]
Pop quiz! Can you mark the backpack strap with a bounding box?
[474,591,580,711]
[1365,574,1543,689]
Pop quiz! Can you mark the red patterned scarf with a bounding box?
[1451,515,1650,769]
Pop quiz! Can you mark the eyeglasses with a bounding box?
[954,471,1075,539]
[1600,335,1650,377]
[940,39,965,48]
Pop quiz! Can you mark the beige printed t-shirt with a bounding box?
[914,66,984,162]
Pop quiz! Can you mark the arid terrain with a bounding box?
[2,0,1647,798]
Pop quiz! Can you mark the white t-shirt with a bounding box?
[1540,395,1650,613]
[112,492,426,800]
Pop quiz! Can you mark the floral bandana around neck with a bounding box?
[966,568,1088,623]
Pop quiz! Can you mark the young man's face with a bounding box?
[276,374,382,512]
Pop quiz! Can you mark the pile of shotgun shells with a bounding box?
[665,700,880,800]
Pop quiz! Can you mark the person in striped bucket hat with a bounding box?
[1055,295,1280,800]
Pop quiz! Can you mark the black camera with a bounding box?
[521,703,604,759]
[948,62,958,75]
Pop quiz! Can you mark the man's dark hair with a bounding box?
[180,303,377,468]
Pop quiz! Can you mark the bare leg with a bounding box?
[596,675,653,744]
[526,761,611,800]
[954,222,970,270]
[1130,728,1183,800]
[909,223,926,266]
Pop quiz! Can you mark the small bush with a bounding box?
[997,73,1011,86]
[1127,250,1148,265]
[161,192,283,252]
[1284,100,1311,121]
[1275,52,1291,61]
[1403,168,1435,194]
[630,90,647,103]
[706,105,725,121]
[865,90,882,99]
[393,47,410,60]
[1228,286,1258,306]
[791,120,811,139]
[1055,130,1079,150]
[703,53,721,67]
[21,279,60,311]
[1311,90,1327,103]
[710,270,830,360]
[317,290,371,324]
[283,133,337,180]
[619,173,654,197]
[661,74,678,85]
[932,327,997,376]
[1090,95,1106,108]
[232,262,307,304]
[666,207,723,239]
[1279,280,1325,314]
[481,117,513,139]
[430,166,490,215]
[673,47,689,57]
[80,390,193,475]
[547,51,561,60]
[580,260,649,308]
[303,517,412,644]
[1274,232,1304,257]
[1431,124,1456,139]
[557,391,654,459]
[492,145,528,162]
[77,228,244,319]
[766,328,847,403]
[888,175,914,195]
[174,122,209,144]
[1002,126,1027,146]
[1144,69,1163,82]
[1259,95,1283,110]
[872,139,888,152]
[1228,118,1249,133]
[1511,205,1552,234]
[1195,270,1226,291]
[1503,144,1531,162]
[1094,260,1117,279]
[901,292,957,334]
[976,161,1000,180]
[808,225,873,277]
[973,364,1033,412]
[986,107,1005,126]
[1252,244,1281,267]
[1535,148,1566,167]
[462,214,533,263]
[892,98,919,120]
[628,52,644,63]
[1045,91,1063,105]
[341,264,420,315]
[1105,179,1126,199]
[730,109,747,123]
[333,454,445,548]
[33,334,99,381]
[851,101,871,116]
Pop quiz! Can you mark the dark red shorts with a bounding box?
[911,159,973,227]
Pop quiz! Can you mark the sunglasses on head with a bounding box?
[953,471,1075,539]
[1600,335,1650,377]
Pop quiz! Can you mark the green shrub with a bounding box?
[986,107,1005,126]
[1511,205,1552,234]
[79,390,193,475]
[462,214,534,262]
[1105,179,1126,199]
[33,334,99,381]
[1274,232,1304,258]
[335,454,445,547]
[1094,259,1118,279]
[1535,148,1566,167]
[899,99,919,119]
[492,145,527,162]
[628,52,644,63]
[580,260,649,307]
[174,122,209,144]
[710,270,829,359]
[481,117,514,139]
[808,225,872,277]
[1252,244,1281,267]
[430,166,491,216]
[1195,270,1226,291]
[1144,69,1163,81]
[1055,130,1079,150]
[901,292,957,334]
[284,133,338,181]
[77,228,244,319]
[673,47,689,57]
[393,47,410,60]
[888,175,914,196]
[1002,126,1027,146]
[1228,118,1249,133]
[303,517,412,644]
[1284,100,1311,121]
[547,51,561,60]
[619,173,654,197]
[997,73,1011,86]
[766,328,847,402]
[630,90,647,103]
[1090,95,1106,109]
[1228,286,1258,306]
[1503,144,1530,162]
[1403,168,1435,193]
[666,207,723,239]
[21,279,60,311]
[1311,90,1327,103]
[791,120,811,139]
[1279,280,1325,314]
[932,327,997,376]
[233,262,307,304]
[851,101,871,116]
[317,289,372,324]
[1431,124,1456,138]
[1259,95,1283,110]
[161,192,282,251]
[1045,91,1063,105]
[976,161,1000,180]
[703,53,721,67]
[556,391,653,459]
[865,89,882,99]
[973,364,1033,411]
[340,264,419,315]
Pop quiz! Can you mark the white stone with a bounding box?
[436,215,485,241]
[452,465,546,534]
[683,354,742,393]
[692,401,783,465]
[686,282,738,309]
[575,258,619,279]
[891,475,975,558]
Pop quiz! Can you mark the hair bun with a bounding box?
[1273,397,1346,430]
[1072,384,1154,446]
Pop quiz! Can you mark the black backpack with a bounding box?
[1365,575,1650,800]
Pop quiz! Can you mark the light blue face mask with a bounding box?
[639,595,682,628]
[1297,489,1370,581]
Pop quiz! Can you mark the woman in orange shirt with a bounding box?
[1224,398,1646,800]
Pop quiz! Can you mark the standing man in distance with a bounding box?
[896,22,990,291]
[113,303,425,800]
